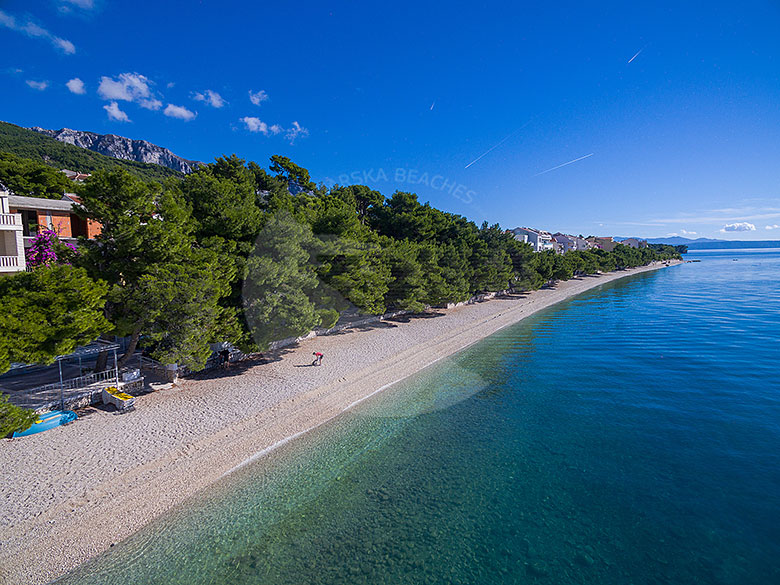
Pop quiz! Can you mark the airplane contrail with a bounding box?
[534,153,594,176]
[464,121,532,169]
[430,101,435,111]
[627,49,642,64]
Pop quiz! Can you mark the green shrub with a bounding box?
[0,394,38,437]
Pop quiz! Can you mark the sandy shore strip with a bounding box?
[0,261,680,585]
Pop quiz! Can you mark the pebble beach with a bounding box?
[0,261,679,585]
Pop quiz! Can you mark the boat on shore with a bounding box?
[12,410,77,438]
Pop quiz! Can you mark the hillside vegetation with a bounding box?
[0,121,181,183]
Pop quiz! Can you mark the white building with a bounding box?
[510,227,554,252]
[0,184,26,274]
[620,238,648,249]
[552,233,591,253]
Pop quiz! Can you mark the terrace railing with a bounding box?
[0,256,20,268]
[0,213,21,226]
[11,369,121,410]
[31,368,119,395]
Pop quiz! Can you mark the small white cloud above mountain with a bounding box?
[240,117,269,133]
[0,9,76,54]
[720,222,756,233]
[98,73,160,107]
[164,104,197,121]
[193,90,226,108]
[61,0,95,9]
[285,121,309,144]
[240,118,304,142]
[104,101,130,122]
[26,80,49,91]
[66,78,86,94]
[248,90,269,106]
[766,224,780,230]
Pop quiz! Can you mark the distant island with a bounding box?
[618,236,780,250]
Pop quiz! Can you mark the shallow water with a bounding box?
[57,249,780,585]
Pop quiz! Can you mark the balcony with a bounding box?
[0,255,21,272]
[0,213,22,228]
[22,235,78,249]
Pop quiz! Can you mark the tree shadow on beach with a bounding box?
[498,292,531,300]
[326,320,399,335]
[187,348,296,381]
[383,311,445,324]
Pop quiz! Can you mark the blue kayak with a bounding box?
[12,410,77,438]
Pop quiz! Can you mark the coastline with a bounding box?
[0,260,681,585]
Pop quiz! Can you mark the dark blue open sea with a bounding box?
[57,249,780,585]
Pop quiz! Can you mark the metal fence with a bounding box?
[10,369,122,410]
[23,369,119,396]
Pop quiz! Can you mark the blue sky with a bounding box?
[2,0,780,240]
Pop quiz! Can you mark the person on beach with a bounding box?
[312,351,323,366]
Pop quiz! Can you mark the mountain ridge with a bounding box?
[0,121,182,182]
[29,127,202,174]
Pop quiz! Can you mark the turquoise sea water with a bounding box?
[57,249,780,585]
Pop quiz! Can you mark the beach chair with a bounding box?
[102,386,136,412]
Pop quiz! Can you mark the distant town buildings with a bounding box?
[552,233,590,253]
[510,227,554,252]
[61,169,92,182]
[586,236,618,252]
[619,237,648,249]
[508,227,647,254]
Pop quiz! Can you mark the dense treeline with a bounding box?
[649,243,688,255]
[0,122,181,183]
[0,154,681,374]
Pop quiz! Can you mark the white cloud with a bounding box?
[766,224,780,230]
[248,89,269,106]
[103,101,130,122]
[285,121,309,144]
[164,104,197,121]
[53,37,76,54]
[0,9,76,54]
[66,77,86,94]
[241,116,269,134]
[62,0,95,8]
[240,118,308,142]
[651,204,780,226]
[98,72,154,102]
[720,222,756,233]
[680,229,697,235]
[26,80,49,91]
[140,98,163,110]
[193,89,226,108]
